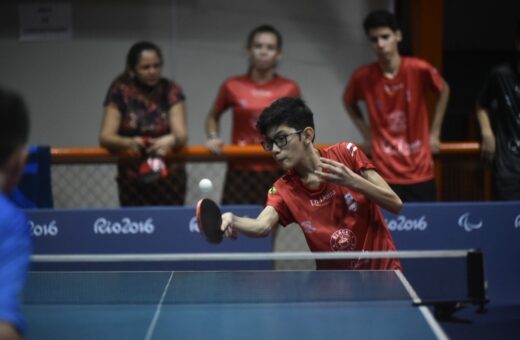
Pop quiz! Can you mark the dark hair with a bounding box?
[363,10,399,34]
[124,41,163,76]
[0,87,30,166]
[246,24,283,50]
[256,97,314,138]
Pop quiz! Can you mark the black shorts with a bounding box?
[390,179,437,202]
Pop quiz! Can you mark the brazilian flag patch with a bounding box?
[268,187,278,195]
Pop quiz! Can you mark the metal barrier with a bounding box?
[49,143,491,209]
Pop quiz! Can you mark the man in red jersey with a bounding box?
[343,10,450,202]
[205,25,301,204]
[220,97,402,270]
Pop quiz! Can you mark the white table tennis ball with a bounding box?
[198,178,213,193]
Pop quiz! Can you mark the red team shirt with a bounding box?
[213,73,301,171]
[343,57,444,185]
[267,142,401,270]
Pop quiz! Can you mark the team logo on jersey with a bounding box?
[380,138,421,156]
[330,228,357,251]
[300,221,316,233]
[309,190,336,206]
[383,82,404,95]
[268,187,278,195]
[344,194,358,212]
[388,110,407,133]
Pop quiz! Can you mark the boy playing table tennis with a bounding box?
[221,97,402,270]
[0,88,31,340]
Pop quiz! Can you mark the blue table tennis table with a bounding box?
[22,270,448,339]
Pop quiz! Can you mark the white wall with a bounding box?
[0,0,391,147]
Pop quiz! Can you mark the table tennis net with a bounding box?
[26,250,487,310]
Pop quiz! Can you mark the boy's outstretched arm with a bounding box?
[221,206,280,238]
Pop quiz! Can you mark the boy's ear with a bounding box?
[395,30,403,43]
[303,127,315,145]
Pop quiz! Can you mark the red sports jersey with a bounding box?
[267,142,401,270]
[343,57,444,185]
[213,73,301,171]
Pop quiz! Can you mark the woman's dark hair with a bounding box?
[116,41,163,82]
[126,41,163,71]
[246,24,283,50]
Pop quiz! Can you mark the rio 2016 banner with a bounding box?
[27,205,272,271]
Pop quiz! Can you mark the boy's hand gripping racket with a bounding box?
[196,198,223,244]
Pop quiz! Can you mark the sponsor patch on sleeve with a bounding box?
[268,187,278,195]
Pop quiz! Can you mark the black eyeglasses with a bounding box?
[261,130,303,151]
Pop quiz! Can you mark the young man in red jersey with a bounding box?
[220,97,402,270]
[343,10,450,202]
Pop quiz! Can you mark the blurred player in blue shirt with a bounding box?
[0,87,31,340]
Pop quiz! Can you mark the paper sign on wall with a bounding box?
[19,2,72,41]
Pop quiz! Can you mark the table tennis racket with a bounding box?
[196,198,223,244]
